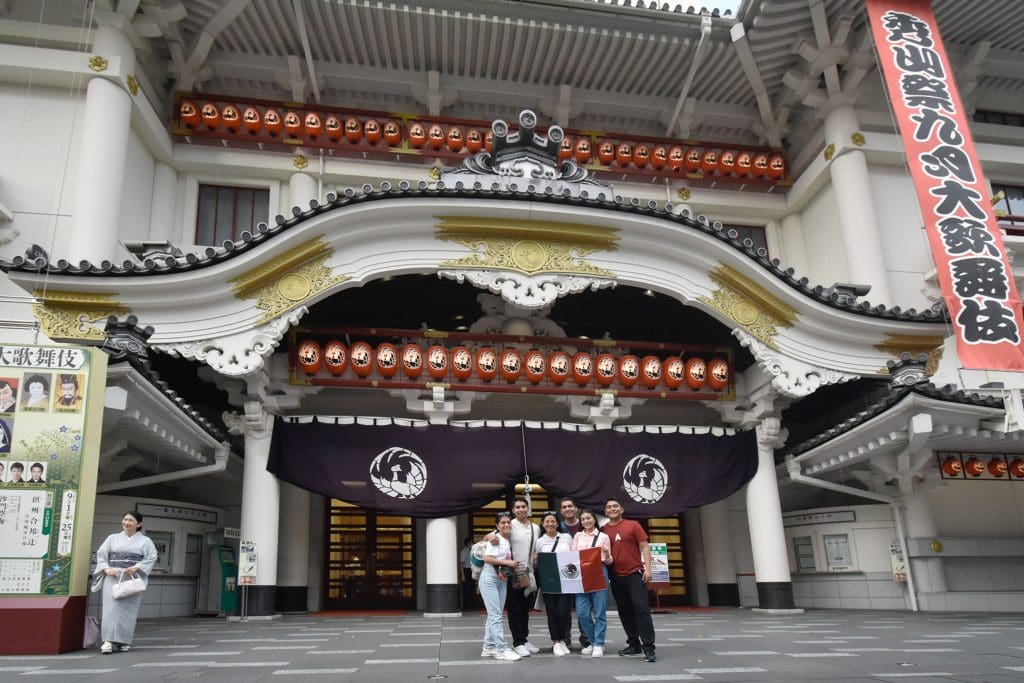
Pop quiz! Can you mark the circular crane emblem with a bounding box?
[622,454,668,504]
[369,447,428,499]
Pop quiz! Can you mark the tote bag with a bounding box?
[112,572,145,600]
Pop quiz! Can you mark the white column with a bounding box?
[238,412,280,616]
[276,482,311,612]
[903,492,947,593]
[288,171,317,211]
[424,516,460,615]
[824,104,892,303]
[148,161,178,243]
[745,417,795,609]
[778,213,810,277]
[67,23,135,263]
[700,498,739,605]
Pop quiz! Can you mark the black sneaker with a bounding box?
[618,646,643,657]
[643,648,657,663]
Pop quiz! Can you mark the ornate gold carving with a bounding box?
[851,132,866,146]
[697,265,798,349]
[230,237,348,324]
[875,334,945,375]
[437,217,618,276]
[823,143,836,161]
[32,290,129,341]
[88,55,108,72]
[126,75,139,96]
[676,187,691,201]
[292,155,308,170]
[428,167,442,181]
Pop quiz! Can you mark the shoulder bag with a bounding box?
[111,571,145,600]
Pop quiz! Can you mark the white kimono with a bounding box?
[94,531,158,644]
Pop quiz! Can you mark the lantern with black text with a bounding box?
[345,116,363,144]
[684,147,702,172]
[179,100,200,129]
[571,352,594,387]
[303,112,323,141]
[548,351,570,385]
[243,106,262,135]
[1010,458,1024,478]
[350,342,373,377]
[615,141,633,167]
[964,457,985,477]
[426,345,449,380]
[296,340,322,376]
[376,343,399,378]
[263,108,283,137]
[707,358,729,391]
[575,137,592,164]
[662,357,685,390]
[664,146,683,173]
[201,103,222,131]
[768,153,786,179]
[325,115,343,142]
[451,346,473,382]
[597,139,615,165]
[524,350,546,384]
[940,456,962,477]
[684,357,707,390]
[640,355,662,389]
[500,349,523,383]
[283,110,302,138]
[988,458,1007,478]
[466,128,483,153]
[618,355,640,388]
[651,145,668,170]
[595,353,617,387]
[752,153,769,178]
[485,130,494,152]
[447,125,465,153]
[364,118,382,145]
[718,150,736,176]
[401,343,424,379]
[383,119,402,146]
[558,136,574,162]
[476,347,498,382]
[221,105,241,134]
[428,123,446,150]
[735,151,753,176]
[700,149,718,175]
[632,143,651,169]
[408,122,426,148]
[323,340,348,377]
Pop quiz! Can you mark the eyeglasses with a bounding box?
[543,511,559,517]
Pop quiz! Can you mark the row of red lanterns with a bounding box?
[941,454,1024,479]
[295,339,731,391]
[176,100,786,179]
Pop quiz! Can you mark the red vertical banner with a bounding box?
[867,0,1024,370]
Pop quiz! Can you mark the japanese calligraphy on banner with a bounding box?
[0,345,105,596]
[867,0,1024,370]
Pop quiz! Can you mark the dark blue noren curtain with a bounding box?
[267,418,757,518]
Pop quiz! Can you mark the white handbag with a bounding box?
[111,572,145,599]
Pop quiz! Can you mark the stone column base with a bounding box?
[275,586,308,613]
[755,581,795,610]
[425,584,460,614]
[236,584,277,617]
[707,583,740,607]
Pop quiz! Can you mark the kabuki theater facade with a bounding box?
[2,0,1024,654]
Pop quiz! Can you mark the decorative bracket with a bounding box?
[734,328,857,398]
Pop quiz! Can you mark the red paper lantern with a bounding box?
[752,153,769,178]
[684,357,707,390]
[428,123,446,150]
[651,145,668,170]
[735,151,753,176]
[596,139,616,165]
[500,349,523,383]
[718,150,736,176]
[707,358,730,391]
[685,147,702,172]
[548,351,570,385]
[615,141,633,167]
[408,122,427,148]
[345,116,363,144]
[571,352,594,387]
[296,340,322,376]
[988,458,1007,477]
[451,346,473,381]
[426,345,449,379]
[768,153,786,179]
[484,130,494,152]
[640,355,662,389]
[447,125,465,153]
[201,103,222,131]
[964,457,985,477]
[324,115,342,142]
[524,350,546,384]
[633,143,651,169]
[466,128,483,153]
[662,357,685,390]
[558,136,574,162]
[575,137,592,164]
[283,110,302,138]
[383,119,403,146]
[700,149,719,175]
[376,343,399,378]
[618,355,640,388]
[221,104,241,134]
[349,342,373,377]
[263,108,283,137]
[179,100,200,129]
[364,118,382,145]
[476,347,498,382]
[401,343,424,379]
[303,112,323,141]
[668,146,686,173]
[1009,458,1024,478]
[940,456,962,477]
[323,340,348,376]
[595,353,617,387]
[242,106,262,135]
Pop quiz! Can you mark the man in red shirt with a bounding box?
[604,497,656,662]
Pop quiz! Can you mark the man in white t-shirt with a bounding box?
[506,497,540,657]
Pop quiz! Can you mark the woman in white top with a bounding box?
[478,511,522,662]
[533,511,574,656]
[570,509,613,657]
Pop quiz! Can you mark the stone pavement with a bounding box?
[3,608,1024,681]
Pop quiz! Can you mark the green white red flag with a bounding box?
[536,547,606,594]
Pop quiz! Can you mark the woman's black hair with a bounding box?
[540,511,559,527]
[25,374,49,391]
[493,510,512,525]
[124,510,144,528]
[578,508,601,532]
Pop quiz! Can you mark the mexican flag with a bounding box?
[536,547,607,594]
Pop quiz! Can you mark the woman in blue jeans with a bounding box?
[570,509,613,657]
[478,512,521,661]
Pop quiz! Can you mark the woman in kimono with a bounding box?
[93,511,158,653]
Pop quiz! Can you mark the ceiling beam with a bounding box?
[292,0,321,104]
[179,0,252,91]
[730,21,784,146]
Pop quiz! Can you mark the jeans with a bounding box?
[609,571,655,651]
[505,584,532,647]
[478,569,508,650]
[575,587,608,647]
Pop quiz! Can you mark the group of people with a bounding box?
[0,461,45,483]
[473,496,657,663]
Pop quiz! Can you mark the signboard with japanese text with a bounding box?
[867,0,1024,370]
[239,540,257,585]
[0,345,106,597]
[648,542,670,585]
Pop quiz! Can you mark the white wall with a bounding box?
[930,480,1024,537]
[117,128,156,248]
[798,182,850,286]
[784,505,895,574]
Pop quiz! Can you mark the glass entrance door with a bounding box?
[325,500,415,609]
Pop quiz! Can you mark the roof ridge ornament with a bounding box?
[440,109,611,200]
[886,352,930,386]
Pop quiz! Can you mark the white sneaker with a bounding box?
[592,646,604,657]
[100,641,113,654]
[495,648,521,661]
[513,644,531,657]
[581,645,594,655]
[524,641,540,653]
[481,646,497,657]
[553,642,568,656]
